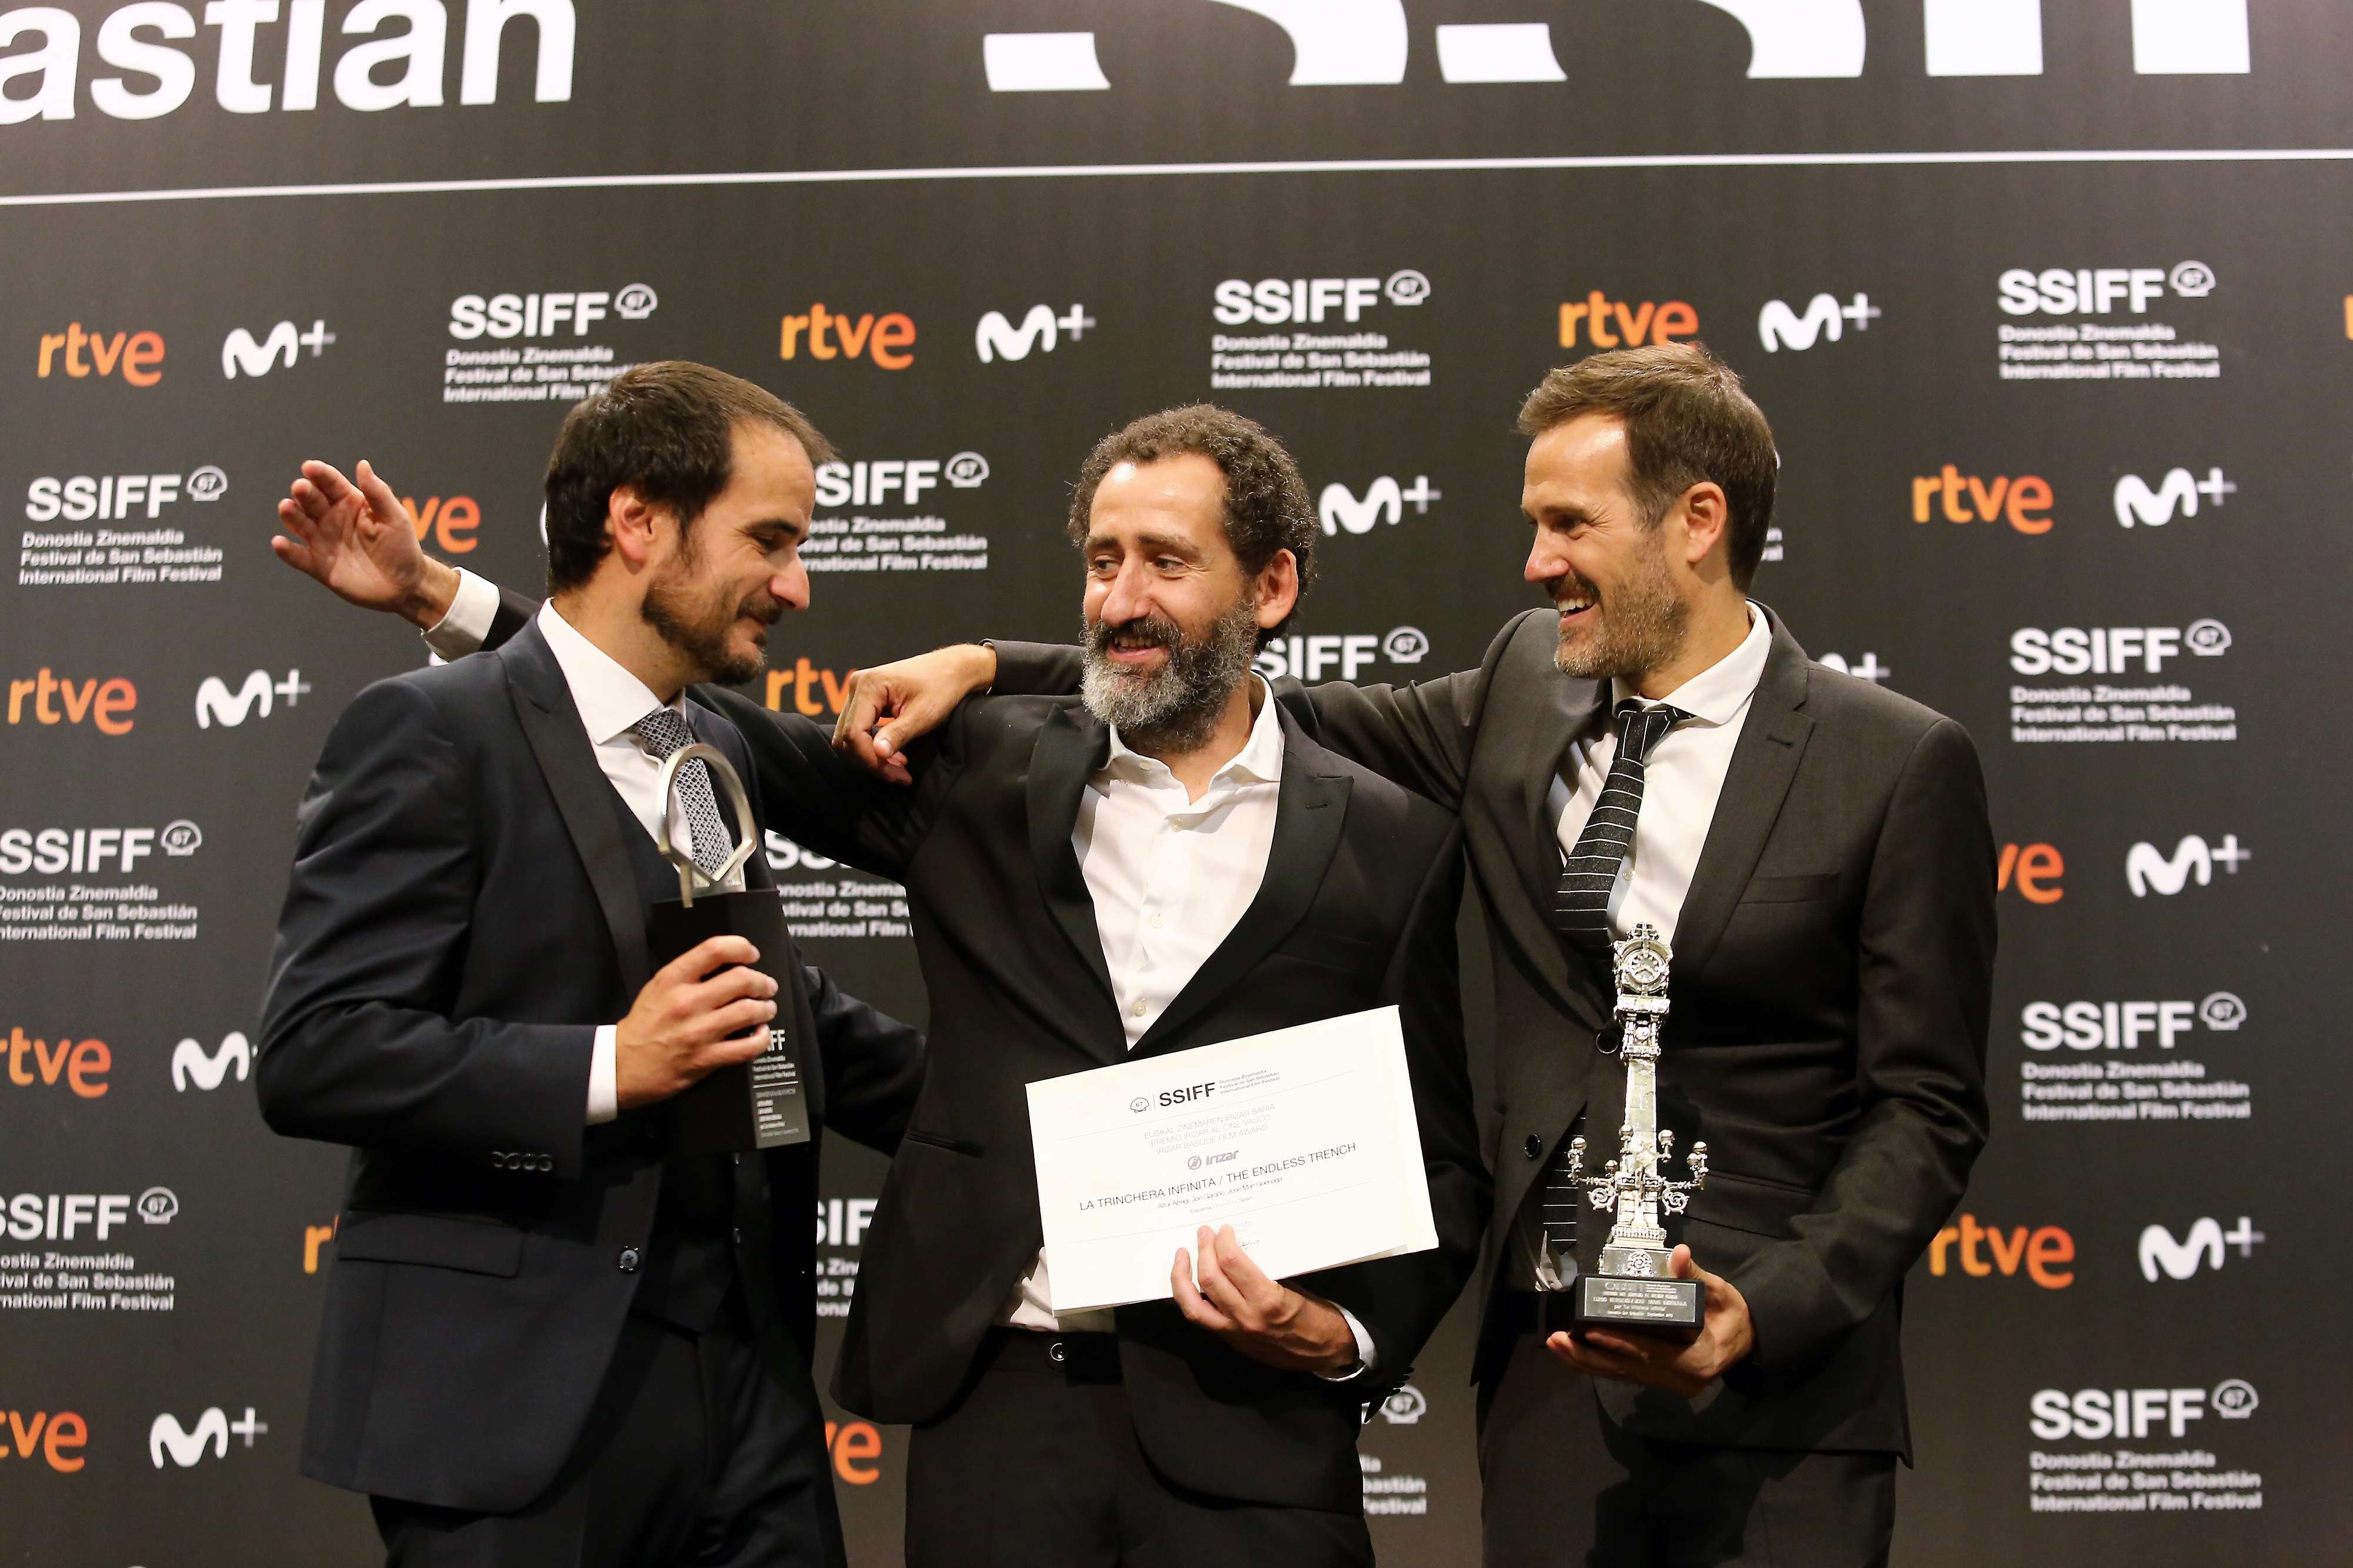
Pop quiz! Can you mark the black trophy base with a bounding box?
[647,889,811,1156]
[1571,1273,1704,1341]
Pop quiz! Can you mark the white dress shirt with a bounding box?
[1518,605,1770,1289]
[1545,603,1772,943]
[427,585,745,1125]
[998,680,1375,1376]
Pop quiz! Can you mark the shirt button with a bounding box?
[617,1247,641,1273]
[1524,1134,1544,1161]
[1148,913,1165,929]
[732,1227,744,1245]
[1132,1000,1149,1018]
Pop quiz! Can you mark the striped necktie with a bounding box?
[1552,699,1687,950]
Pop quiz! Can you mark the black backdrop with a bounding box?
[5,2,2350,1563]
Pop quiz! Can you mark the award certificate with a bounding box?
[1025,1006,1438,1315]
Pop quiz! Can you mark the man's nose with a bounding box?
[1525,535,1564,586]
[771,561,809,612]
[1099,561,1153,626]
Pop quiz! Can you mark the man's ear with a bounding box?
[1254,549,1301,632]
[1676,482,1730,572]
[606,485,661,570]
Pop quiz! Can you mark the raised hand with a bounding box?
[273,459,459,628]
[828,643,999,783]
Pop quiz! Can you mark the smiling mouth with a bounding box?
[1556,594,1597,625]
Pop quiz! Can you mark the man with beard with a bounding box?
[258,362,926,1567]
[276,403,1488,1567]
[840,346,1996,1565]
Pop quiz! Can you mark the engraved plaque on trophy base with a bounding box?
[1572,1273,1702,1340]
[648,885,812,1156]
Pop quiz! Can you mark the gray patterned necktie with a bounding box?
[631,706,732,880]
[1552,699,1689,950]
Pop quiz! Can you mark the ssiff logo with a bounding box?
[1255,628,1428,682]
[2141,1217,2263,1281]
[2021,992,2244,1050]
[1214,272,1428,326]
[1317,475,1438,536]
[2029,1381,2255,1441]
[1757,293,1878,351]
[1999,262,2215,316]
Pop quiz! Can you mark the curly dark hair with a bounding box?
[1065,404,1317,645]
[542,361,836,593]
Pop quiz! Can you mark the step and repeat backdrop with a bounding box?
[5,2,2349,1564]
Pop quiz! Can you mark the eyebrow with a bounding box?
[1088,529,1206,561]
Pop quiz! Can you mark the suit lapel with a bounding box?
[502,621,654,996]
[1028,708,1121,1039]
[1668,611,1815,986]
[1136,713,1352,1056]
[1490,656,1612,1034]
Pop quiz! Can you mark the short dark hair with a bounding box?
[1065,404,1316,643]
[541,361,836,593]
[1517,343,1778,589]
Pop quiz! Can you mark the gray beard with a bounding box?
[1552,535,1689,683]
[1079,598,1262,755]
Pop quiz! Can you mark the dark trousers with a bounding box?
[904,1329,1373,1568]
[1477,1328,1895,1568]
[371,1299,841,1568]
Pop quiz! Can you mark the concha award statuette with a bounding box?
[1565,922,1708,1338]
[645,743,811,1155]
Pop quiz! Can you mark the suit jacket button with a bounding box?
[618,1247,641,1273]
[1524,1134,1544,1160]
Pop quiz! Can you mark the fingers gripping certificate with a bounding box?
[1025,1006,1439,1315]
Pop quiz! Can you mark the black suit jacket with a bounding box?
[256,619,924,1515]
[709,689,1488,1513]
[996,606,1995,1458]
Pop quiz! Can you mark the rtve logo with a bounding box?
[449,284,656,339]
[975,302,1095,364]
[1558,292,1697,350]
[1997,841,2064,903]
[766,658,853,718]
[8,669,137,735]
[0,1408,87,1471]
[194,669,310,728]
[1998,261,2216,316]
[0,819,201,875]
[1912,466,2052,535]
[0,1,576,123]
[1317,475,1438,537]
[2125,833,2248,898]
[1213,271,1429,326]
[222,318,334,378]
[401,489,482,553]
[2008,619,2231,675]
[33,322,164,385]
[778,303,915,369]
[4,1027,111,1097]
[2114,466,2234,528]
[982,1,2249,90]
[2021,992,2245,1051]
[26,464,226,521]
[174,1030,251,1091]
[149,1406,266,1469]
[1255,626,1428,683]
[1928,1215,2074,1289]
[813,453,989,509]
[1757,292,1878,352]
[2141,1216,2264,1282]
[2030,1380,2257,1442]
[3,1187,178,1241]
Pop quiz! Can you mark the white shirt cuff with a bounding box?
[1317,1306,1378,1382]
[586,1024,618,1125]
[421,567,501,661]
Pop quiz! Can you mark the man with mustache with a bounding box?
[278,403,1488,1567]
[259,362,926,1567]
[841,345,1996,1565]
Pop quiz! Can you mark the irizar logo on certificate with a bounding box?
[1025,1006,1439,1314]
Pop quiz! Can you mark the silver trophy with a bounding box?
[1565,922,1709,1336]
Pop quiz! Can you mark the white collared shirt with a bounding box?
[1546,603,1772,943]
[1000,680,1375,1374]
[529,599,746,1125]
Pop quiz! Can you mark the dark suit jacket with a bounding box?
[995,606,1995,1458]
[256,619,925,1515]
[709,688,1489,1514]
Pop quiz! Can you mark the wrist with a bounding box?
[406,558,461,630]
[966,641,998,694]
